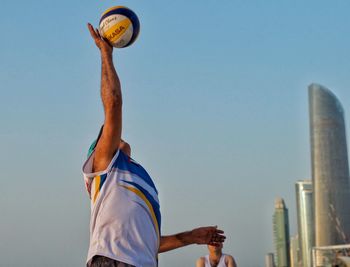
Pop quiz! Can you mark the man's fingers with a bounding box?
[193,226,226,245]
[208,234,225,246]
[211,234,226,242]
[96,28,102,39]
[217,236,226,242]
[87,23,99,40]
[93,27,113,48]
[208,230,226,246]
[207,226,224,234]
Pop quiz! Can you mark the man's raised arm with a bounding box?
[87,23,122,172]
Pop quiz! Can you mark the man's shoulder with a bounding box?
[224,254,236,266]
[196,256,206,267]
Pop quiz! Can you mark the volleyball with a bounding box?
[99,6,140,48]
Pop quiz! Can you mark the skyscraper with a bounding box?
[290,234,300,267]
[295,180,314,267]
[309,83,350,246]
[273,198,291,267]
[266,253,276,267]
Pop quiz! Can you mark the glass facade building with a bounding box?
[265,253,276,267]
[309,83,350,246]
[290,234,300,267]
[295,180,314,267]
[273,198,291,267]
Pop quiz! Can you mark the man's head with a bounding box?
[119,139,131,157]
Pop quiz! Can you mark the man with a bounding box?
[82,23,226,267]
[196,244,237,267]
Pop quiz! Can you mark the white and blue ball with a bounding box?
[99,6,140,48]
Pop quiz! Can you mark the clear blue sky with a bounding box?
[1,1,350,266]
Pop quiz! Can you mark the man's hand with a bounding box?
[190,226,226,247]
[159,226,226,253]
[87,23,113,56]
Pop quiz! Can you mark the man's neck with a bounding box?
[209,250,222,262]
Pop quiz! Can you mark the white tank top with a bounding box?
[204,254,227,267]
[83,149,161,267]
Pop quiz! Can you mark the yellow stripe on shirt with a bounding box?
[93,176,101,203]
[119,185,160,240]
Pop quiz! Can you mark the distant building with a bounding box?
[290,234,300,267]
[265,253,275,267]
[311,244,350,266]
[273,198,291,267]
[309,84,350,246]
[295,180,314,267]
